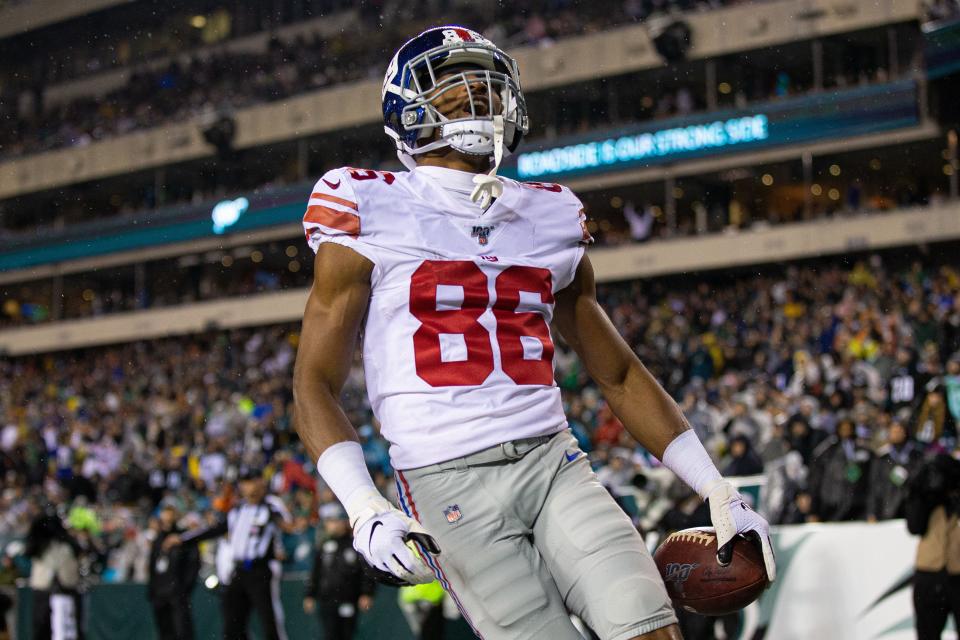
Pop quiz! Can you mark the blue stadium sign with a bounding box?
[507,79,919,181]
[517,115,768,179]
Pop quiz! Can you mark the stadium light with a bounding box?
[211,197,249,234]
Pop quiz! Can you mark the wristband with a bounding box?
[660,429,722,500]
[316,441,379,516]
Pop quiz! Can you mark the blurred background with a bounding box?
[0,0,959,638]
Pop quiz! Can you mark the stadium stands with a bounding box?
[1,0,959,635]
[2,251,958,575]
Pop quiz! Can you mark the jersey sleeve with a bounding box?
[302,167,379,266]
[549,183,593,290]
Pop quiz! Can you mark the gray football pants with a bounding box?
[395,430,677,640]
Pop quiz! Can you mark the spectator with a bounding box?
[762,451,807,524]
[944,354,960,435]
[721,435,764,476]
[888,348,920,415]
[808,418,873,521]
[866,420,924,521]
[786,416,825,465]
[915,388,948,445]
[622,202,654,242]
[779,489,816,525]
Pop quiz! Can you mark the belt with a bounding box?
[413,434,556,473]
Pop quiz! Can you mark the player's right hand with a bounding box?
[348,489,440,586]
[706,480,776,582]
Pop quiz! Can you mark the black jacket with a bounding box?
[905,454,960,535]
[808,436,873,521]
[148,527,200,601]
[866,442,924,521]
[305,534,376,605]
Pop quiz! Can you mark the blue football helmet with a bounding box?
[382,26,529,170]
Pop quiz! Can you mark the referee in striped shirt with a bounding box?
[165,469,291,640]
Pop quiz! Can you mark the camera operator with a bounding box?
[906,450,960,639]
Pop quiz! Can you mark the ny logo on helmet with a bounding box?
[442,28,489,45]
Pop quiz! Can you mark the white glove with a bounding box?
[348,488,439,585]
[706,480,776,582]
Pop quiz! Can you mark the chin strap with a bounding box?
[470,115,505,210]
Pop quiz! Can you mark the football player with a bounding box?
[293,26,775,640]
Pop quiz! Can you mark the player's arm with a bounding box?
[293,242,372,459]
[293,242,438,585]
[553,255,692,456]
[554,255,775,581]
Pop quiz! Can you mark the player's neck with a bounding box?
[416,150,490,174]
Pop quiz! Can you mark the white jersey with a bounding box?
[302,166,592,469]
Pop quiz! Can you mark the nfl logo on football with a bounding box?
[443,505,462,524]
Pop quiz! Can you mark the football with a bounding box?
[653,527,769,616]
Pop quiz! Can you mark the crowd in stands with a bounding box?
[1,0,355,87]
[0,41,909,242]
[2,0,772,91]
[1,251,958,589]
[0,0,625,160]
[1,0,806,162]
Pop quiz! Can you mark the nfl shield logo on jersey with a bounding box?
[470,225,495,245]
[443,505,462,524]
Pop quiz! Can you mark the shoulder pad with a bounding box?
[304,167,362,239]
[517,180,593,245]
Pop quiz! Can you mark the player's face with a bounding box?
[429,67,503,120]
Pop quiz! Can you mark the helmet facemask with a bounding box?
[404,66,525,160]
[393,41,528,166]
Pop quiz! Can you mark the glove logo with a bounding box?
[443,505,462,524]
[368,520,383,545]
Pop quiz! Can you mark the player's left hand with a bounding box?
[706,480,776,582]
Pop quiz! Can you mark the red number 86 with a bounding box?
[409,261,555,387]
